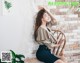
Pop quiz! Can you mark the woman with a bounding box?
[34,8,66,63]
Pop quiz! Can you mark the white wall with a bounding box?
[0,0,37,58]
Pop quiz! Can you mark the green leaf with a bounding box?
[10,50,16,59]
[16,54,25,61]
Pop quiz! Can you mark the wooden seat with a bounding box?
[51,30,66,58]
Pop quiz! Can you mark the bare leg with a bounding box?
[54,59,65,63]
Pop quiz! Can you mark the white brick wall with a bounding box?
[52,7,80,63]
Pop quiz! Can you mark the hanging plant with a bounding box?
[4,1,12,10]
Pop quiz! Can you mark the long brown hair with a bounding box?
[34,8,46,41]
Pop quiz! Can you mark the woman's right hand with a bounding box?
[51,43,61,48]
[57,43,61,47]
[38,6,44,10]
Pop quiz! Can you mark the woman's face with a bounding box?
[42,12,51,22]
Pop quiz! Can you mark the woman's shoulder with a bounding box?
[37,26,49,35]
[36,26,50,41]
[37,26,46,31]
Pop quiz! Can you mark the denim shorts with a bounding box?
[36,45,60,63]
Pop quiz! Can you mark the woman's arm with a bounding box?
[37,6,57,24]
[42,39,61,49]
[44,7,57,24]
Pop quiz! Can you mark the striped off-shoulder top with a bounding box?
[36,20,57,52]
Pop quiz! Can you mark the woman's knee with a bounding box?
[54,59,64,63]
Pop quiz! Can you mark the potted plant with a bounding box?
[10,50,25,63]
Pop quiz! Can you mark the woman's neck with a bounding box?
[41,24,46,27]
[41,23,47,30]
[41,20,47,27]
